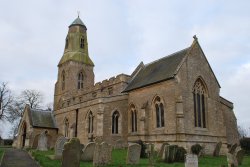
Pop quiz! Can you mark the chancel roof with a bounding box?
[123,47,190,92]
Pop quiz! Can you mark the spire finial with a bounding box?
[77,11,80,18]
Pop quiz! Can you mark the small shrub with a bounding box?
[240,137,250,154]
[175,147,187,162]
[191,144,202,155]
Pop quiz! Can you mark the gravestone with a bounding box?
[62,138,82,167]
[213,142,222,156]
[37,131,48,151]
[94,136,103,144]
[114,139,127,149]
[126,143,141,165]
[93,142,112,166]
[227,152,238,167]
[235,149,245,165]
[229,143,238,154]
[185,154,198,167]
[158,142,169,159]
[54,136,68,159]
[81,142,95,161]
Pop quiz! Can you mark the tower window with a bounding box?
[80,38,84,48]
[65,37,69,49]
[62,71,65,90]
[193,78,207,128]
[78,72,84,89]
[154,96,165,128]
[112,111,120,134]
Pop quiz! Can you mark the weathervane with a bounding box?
[77,11,80,18]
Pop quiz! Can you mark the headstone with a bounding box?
[114,139,127,149]
[93,142,112,166]
[158,142,169,159]
[126,143,141,165]
[235,149,245,165]
[227,153,238,167]
[185,154,198,167]
[62,138,82,167]
[81,142,95,161]
[164,145,178,163]
[54,136,69,158]
[94,136,103,144]
[37,131,48,151]
[229,143,238,154]
[213,142,222,156]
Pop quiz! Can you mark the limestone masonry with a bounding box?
[15,17,239,155]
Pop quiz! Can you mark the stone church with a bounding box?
[16,16,239,154]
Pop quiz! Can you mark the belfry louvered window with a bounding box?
[78,72,84,89]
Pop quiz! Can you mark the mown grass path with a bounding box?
[0,148,40,167]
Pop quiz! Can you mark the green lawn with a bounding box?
[31,149,250,167]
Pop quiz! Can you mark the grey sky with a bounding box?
[0,0,250,137]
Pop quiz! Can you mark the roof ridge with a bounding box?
[145,47,190,67]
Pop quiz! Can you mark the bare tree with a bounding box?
[0,82,13,121]
[238,125,248,138]
[20,89,43,109]
[7,89,44,138]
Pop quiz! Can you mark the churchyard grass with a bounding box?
[31,148,250,167]
[0,147,4,161]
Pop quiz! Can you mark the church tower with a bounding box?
[54,16,94,110]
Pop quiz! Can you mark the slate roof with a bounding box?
[29,108,57,129]
[69,17,86,29]
[123,47,190,92]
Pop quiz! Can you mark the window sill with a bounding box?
[111,134,121,137]
[194,127,208,132]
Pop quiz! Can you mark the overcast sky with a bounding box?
[0,0,250,137]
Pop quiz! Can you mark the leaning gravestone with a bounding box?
[158,142,169,159]
[235,149,245,165]
[227,152,238,167]
[81,142,95,161]
[126,143,141,165]
[37,131,48,151]
[93,142,112,166]
[185,154,198,167]
[213,142,222,156]
[62,138,82,167]
[54,136,68,159]
[94,136,103,144]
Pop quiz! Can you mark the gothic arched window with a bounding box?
[193,78,207,128]
[154,96,165,128]
[80,37,84,48]
[112,111,120,134]
[78,72,84,89]
[130,105,137,133]
[88,111,94,133]
[64,118,69,137]
[62,70,65,91]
